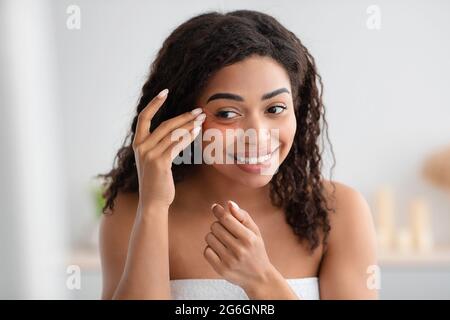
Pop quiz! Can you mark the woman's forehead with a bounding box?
[198,57,292,105]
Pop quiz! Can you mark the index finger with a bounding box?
[211,203,250,240]
[133,88,169,146]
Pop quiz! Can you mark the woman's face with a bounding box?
[196,55,297,188]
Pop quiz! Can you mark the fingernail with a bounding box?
[195,113,206,121]
[191,107,203,116]
[192,126,201,136]
[211,203,218,210]
[229,200,239,210]
[158,88,169,98]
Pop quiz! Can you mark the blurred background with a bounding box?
[0,0,449,299]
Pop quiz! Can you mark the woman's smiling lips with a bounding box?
[226,146,280,174]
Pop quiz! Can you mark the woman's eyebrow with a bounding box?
[206,87,290,103]
[261,87,290,100]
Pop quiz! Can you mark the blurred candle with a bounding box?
[375,186,396,251]
[396,227,413,254]
[409,197,434,253]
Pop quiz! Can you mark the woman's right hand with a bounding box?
[132,88,205,211]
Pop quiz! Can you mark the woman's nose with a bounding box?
[238,117,276,151]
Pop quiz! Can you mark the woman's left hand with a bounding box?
[202,200,276,292]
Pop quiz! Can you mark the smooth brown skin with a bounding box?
[99,56,378,299]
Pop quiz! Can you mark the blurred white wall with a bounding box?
[0,0,68,298]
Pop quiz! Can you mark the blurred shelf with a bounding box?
[69,245,450,272]
[68,247,101,271]
[378,246,450,267]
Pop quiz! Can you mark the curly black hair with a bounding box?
[98,9,336,252]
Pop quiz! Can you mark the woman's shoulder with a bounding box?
[102,192,139,218]
[98,192,139,299]
[317,180,378,299]
[99,192,139,245]
[320,179,376,249]
[321,180,371,212]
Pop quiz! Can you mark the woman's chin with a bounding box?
[217,165,277,188]
[240,176,273,188]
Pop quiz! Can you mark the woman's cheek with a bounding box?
[202,116,238,130]
[201,119,240,154]
[202,118,240,141]
[278,115,297,155]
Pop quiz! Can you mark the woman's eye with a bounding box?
[215,110,239,119]
[267,105,287,114]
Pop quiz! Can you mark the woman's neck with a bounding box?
[174,165,277,217]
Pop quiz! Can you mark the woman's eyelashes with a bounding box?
[267,105,287,114]
[214,109,240,119]
[213,105,287,120]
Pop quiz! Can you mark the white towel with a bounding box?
[170,277,320,300]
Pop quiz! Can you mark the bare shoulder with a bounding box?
[99,192,139,299]
[324,181,376,258]
[322,180,373,223]
[99,192,139,244]
[318,180,378,299]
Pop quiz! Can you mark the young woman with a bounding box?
[98,10,378,300]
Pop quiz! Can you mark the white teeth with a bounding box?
[235,153,271,164]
